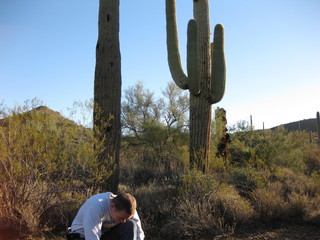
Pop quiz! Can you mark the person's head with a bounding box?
[110,193,137,223]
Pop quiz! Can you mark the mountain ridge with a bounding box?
[271,118,317,132]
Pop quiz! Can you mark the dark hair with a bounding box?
[111,193,137,215]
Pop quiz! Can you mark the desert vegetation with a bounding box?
[0,84,319,239]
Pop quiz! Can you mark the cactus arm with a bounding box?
[187,19,201,96]
[210,24,226,104]
[166,0,189,90]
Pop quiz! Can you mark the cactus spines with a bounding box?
[166,0,226,170]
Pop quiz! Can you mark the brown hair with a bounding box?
[111,193,137,215]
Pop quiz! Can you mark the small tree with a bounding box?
[162,82,189,132]
[121,81,161,137]
[121,82,189,177]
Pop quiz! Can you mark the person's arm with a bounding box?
[82,206,103,240]
[131,211,145,240]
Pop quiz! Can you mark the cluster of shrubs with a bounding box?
[126,157,320,239]
[121,127,320,240]
[0,99,319,239]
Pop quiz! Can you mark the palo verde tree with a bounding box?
[94,0,121,193]
[165,0,226,171]
[121,82,189,175]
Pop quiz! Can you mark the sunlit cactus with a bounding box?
[165,0,226,171]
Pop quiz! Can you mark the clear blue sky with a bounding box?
[1,0,319,129]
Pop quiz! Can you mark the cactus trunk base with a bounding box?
[189,95,211,172]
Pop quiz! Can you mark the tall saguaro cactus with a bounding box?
[94,0,121,193]
[166,0,226,171]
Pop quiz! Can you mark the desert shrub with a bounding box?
[228,137,251,167]
[273,147,305,172]
[265,128,309,171]
[275,168,320,198]
[120,140,188,187]
[208,155,227,174]
[228,167,267,200]
[124,183,177,240]
[0,104,105,236]
[42,191,88,234]
[307,193,320,225]
[211,185,255,225]
[176,170,221,199]
[253,182,289,222]
[120,120,189,188]
[160,170,255,239]
[287,192,310,218]
[303,145,320,175]
[253,168,320,223]
[171,185,255,239]
[229,127,310,172]
[172,196,230,239]
[277,168,320,220]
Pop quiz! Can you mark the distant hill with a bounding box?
[0,105,65,122]
[0,105,90,133]
[271,118,318,132]
[31,105,65,117]
[29,105,80,126]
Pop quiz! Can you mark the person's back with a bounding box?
[69,192,144,240]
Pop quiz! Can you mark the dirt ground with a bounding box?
[214,224,320,240]
[1,223,319,240]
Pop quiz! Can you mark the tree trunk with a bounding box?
[93,0,121,193]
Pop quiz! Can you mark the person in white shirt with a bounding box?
[69,192,145,240]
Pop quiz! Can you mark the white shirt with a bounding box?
[71,192,145,240]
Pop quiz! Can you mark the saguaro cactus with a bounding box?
[94,0,121,193]
[165,0,226,171]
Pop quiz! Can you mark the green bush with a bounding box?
[228,167,267,200]
[303,145,320,175]
[229,127,311,172]
[0,104,104,235]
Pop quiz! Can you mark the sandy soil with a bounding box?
[214,224,320,240]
